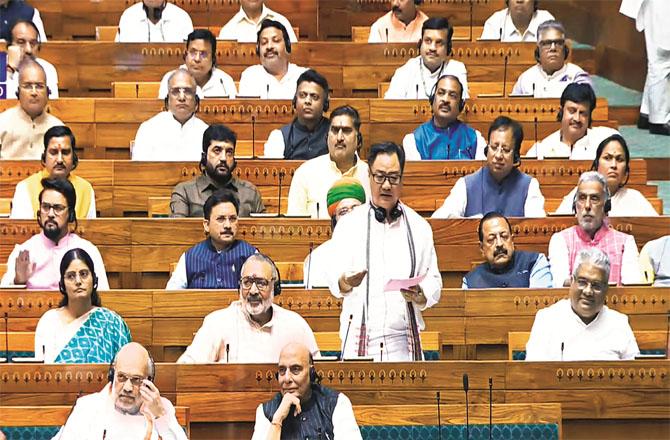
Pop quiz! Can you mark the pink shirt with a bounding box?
[368,10,428,43]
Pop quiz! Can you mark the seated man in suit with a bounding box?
[178,253,319,363]
[463,212,552,288]
[167,190,257,290]
[218,0,297,42]
[526,247,639,361]
[10,125,96,219]
[432,116,546,218]
[402,75,485,160]
[368,0,428,43]
[251,342,362,440]
[115,0,193,42]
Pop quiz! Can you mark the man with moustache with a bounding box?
[402,74,485,160]
[132,69,208,161]
[368,0,428,43]
[526,248,639,361]
[178,253,319,363]
[218,0,297,43]
[1,178,109,290]
[463,212,552,288]
[167,190,256,289]
[432,116,545,217]
[54,342,187,439]
[527,83,619,160]
[385,17,469,99]
[548,171,643,287]
[115,0,193,42]
[480,0,555,42]
[10,125,97,219]
[238,19,307,99]
[171,124,264,217]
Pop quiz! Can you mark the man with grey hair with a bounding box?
[132,69,208,161]
[526,247,640,361]
[511,20,592,97]
[548,171,642,287]
[178,253,319,363]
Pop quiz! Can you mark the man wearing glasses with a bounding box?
[433,116,546,218]
[287,105,370,218]
[328,142,442,361]
[526,248,639,361]
[54,342,187,439]
[548,171,643,287]
[158,29,237,99]
[1,178,109,290]
[132,68,208,161]
[178,253,319,363]
[511,20,592,98]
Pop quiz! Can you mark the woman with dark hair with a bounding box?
[554,134,658,216]
[34,248,131,363]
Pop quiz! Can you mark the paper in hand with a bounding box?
[384,273,426,292]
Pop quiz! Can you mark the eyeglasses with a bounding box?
[168,87,196,98]
[538,38,565,49]
[19,82,47,92]
[187,49,210,60]
[574,277,605,294]
[64,269,91,283]
[240,276,274,291]
[487,144,514,156]
[40,202,67,215]
[370,172,402,186]
[115,372,146,387]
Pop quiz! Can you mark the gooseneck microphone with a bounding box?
[436,391,442,440]
[277,170,285,217]
[502,56,509,97]
[251,115,257,158]
[226,343,230,363]
[560,342,565,361]
[385,28,389,43]
[533,116,539,146]
[468,1,473,41]
[379,342,384,362]
[4,312,9,363]
[488,377,493,439]
[305,242,314,289]
[463,373,470,440]
[340,314,353,361]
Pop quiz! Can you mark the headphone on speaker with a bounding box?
[428,75,465,112]
[256,21,292,57]
[143,1,167,21]
[274,357,319,384]
[292,88,330,113]
[483,144,521,167]
[371,203,403,223]
[108,351,156,384]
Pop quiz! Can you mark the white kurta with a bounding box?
[218,5,297,42]
[511,63,592,98]
[115,2,193,43]
[384,56,470,99]
[131,111,208,161]
[238,63,308,99]
[303,239,335,289]
[480,8,555,42]
[555,186,659,217]
[158,65,237,98]
[525,299,639,361]
[526,126,620,160]
[52,383,187,440]
[327,202,442,361]
[177,301,319,364]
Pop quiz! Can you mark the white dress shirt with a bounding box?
[384,56,470,99]
[303,239,335,289]
[5,57,59,99]
[238,63,307,99]
[52,383,187,440]
[525,299,640,361]
[115,2,193,43]
[480,8,555,42]
[526,126,620,160]
[251,393,362,440]
[555,186,659,216]
[131,111,208,161]
[218,5,298,42]
[158,65,237,98]
[177,301,319,364]
[402,126,487,161]
[287,154,371,218]
[327,202,442,361]
[431,172,546,218]
[511,63,592,97]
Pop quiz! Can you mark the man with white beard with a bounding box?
[177,253,319,363]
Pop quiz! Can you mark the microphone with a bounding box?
[251,115,257,159]
[266,83,270,99]
[4,312,9,363]
[533,116,538,147]
[468,1,473,41]
[499,26,502,41]
[316,202,320,219]
[339,314,353,361]
[502,55,508,97]
[277,170,285,217]
[463,373,470,440]
[436,391,442,440]
[305,242,314,289]
[532,82,536,98]
[385,28,389,43]
[416,83,419,100]
[379,342,384,362]
[560,342,565,361]
[619,243,625,285]
[56,390,83,440]
[226,343,230,363]
[135,83,139,98]
[488,377,493,440]
[219,78,228,98]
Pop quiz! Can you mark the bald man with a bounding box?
[252,342,362,440]
[54,342,187,440]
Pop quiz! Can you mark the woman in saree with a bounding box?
[34,248,131,363]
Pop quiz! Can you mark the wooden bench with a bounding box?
[352,25,485,42]
[96,25,299,41]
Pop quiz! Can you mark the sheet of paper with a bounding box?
[384,273,426,292]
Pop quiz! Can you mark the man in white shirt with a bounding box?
[158,29,236,99]
[368,0,428,43]
[480,0,555,42]
[511,20,592,97]
[287,105,371,218]
[385,17,469,100]
[178,253,319,363]
[132,69,208,161]
[4,19,58,98]
[53,342,188,439]
[238,19,307,99]
[252,342,362,440]
[329,142,442,361]
[115,0,193,42]
[526,247,640,361]
[219,0,297,43]
[433,116,546,218]
[527,83,619,160]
